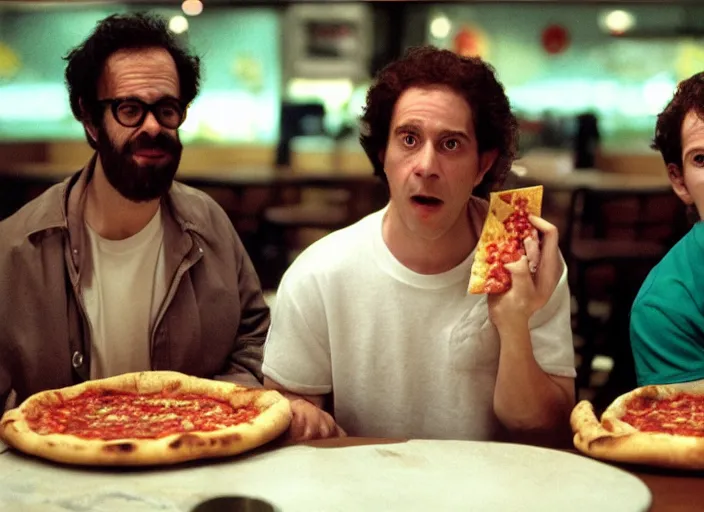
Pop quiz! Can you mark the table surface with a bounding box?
[320,438,704,512]
[1,436,701,512]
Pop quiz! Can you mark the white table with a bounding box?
[0,439,651,512]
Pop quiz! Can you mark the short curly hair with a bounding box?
[64,12,201,148]
[360,46,518,199]
[652,72,704,169]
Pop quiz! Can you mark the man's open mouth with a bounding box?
[411,195,444,206]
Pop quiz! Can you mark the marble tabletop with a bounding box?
[0,439,651,512]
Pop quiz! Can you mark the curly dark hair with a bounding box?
[64,12,201,148]
[359,46,518,199]
[652,72,704,169]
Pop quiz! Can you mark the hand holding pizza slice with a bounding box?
[469,185,544,295]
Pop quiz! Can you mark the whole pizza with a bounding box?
[469,185,543,294]
[0,371,292,466]
[571,380,704,469]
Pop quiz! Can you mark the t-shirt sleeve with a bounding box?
[528,258,577,378]
[262,264,333,395]
[630,266,704,386]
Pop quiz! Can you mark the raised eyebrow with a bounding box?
[684,147,704,159]
[440,130,470,141]
[392,125,469,140]
[394,123,421,135]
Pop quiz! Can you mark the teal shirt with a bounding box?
[630,221,704,385]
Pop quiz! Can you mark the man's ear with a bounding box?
[475,149,499,187]
[378,149,386,174]
[667,163,694,205]
[79,98,99,144]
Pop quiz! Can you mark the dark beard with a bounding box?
[96,129,182,202]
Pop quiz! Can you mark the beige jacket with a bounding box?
[0,155,269,412]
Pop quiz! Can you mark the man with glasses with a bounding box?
[0,13,269,413]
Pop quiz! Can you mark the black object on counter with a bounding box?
[275,102,326,166]
[574,112,601,169]
[191,496,277,512]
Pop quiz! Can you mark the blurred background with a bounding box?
[0,0,701,406]
[4,1,704,148]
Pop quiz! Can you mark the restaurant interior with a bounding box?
[0,0,701,412]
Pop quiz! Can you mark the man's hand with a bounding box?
[488,215,562,329]
[263,376,346,442]
[287,398,347,442]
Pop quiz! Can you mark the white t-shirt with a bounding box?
[81,208,167,379]
[263,206,576,440]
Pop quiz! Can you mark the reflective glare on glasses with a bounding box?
[99,97,186,129]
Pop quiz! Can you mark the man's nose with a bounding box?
[413,142,439,178]
[139,111,162,137]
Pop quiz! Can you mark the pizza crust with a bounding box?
[510,186,543,217]
[490,197,515,223]
[571,381,704,470]
[468,185,543,295]
[0,371,292,466]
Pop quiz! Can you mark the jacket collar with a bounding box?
[24,152,209,242]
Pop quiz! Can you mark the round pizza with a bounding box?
[0,371,292,466]
[468,185,543,294]
[571,380,704,469]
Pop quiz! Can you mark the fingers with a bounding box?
[523,231,540,273]
[288,408,308,441]
[318,413,344,440]
[503,255,531,275]
[503,256,535,290]
[299,415,342,442]
[318,421,331,439]
[528,215,558,249]
[287,399,345,442]
[528,215,559,273]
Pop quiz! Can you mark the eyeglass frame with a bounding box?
[97,96,188,129]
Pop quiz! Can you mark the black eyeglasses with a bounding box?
[98,97,186,129]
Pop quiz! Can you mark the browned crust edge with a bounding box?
[0,371,292,466]
[571,381,704,470]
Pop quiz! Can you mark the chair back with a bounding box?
[563,187,689,257]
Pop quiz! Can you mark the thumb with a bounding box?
[504,255,531,276]
[503,256,536,293]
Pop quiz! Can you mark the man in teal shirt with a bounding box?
[630,72,704,386]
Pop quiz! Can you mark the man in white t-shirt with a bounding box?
[263,47,576,445]
[0,14,268,412]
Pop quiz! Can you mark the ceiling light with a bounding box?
[603,10,635,35]
[430,15,451,39]
[169,15,189,34]
[182,0,203,17]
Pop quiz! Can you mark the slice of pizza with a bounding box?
[0,371,292,466]
[571,380,704,470]
[468,185,543,294]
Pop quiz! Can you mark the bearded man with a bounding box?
[0,13,269,413]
